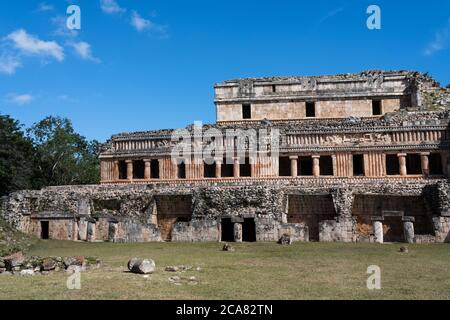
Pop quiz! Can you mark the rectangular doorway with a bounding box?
[221,218,234,242]
[41,221,49,239]
[242,218,256,242]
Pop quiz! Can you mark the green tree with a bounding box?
[27,116,100,186]
[0,115,36,195]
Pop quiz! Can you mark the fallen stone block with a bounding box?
[128,258,156,274]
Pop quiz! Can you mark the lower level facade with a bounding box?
[2,178,450,244]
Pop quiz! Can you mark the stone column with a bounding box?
[250,157,256,177]
[78,218,88,241]
[126,160,133,181]
[402,216,415,243]
[144,159,151,179]
[72,220,79,241]
[289,156,298,177]
[87,220,96,242]
[215,159,222,178]
[234,223,242,242]
[114,160,120,181]
[233,157,240,178]
[398,153,407,176]
[312,155,320,177]
[371,217,384,244]
[420,152,430,176]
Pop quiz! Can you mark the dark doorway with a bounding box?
[279,157,291,176]
[133,160,145,179]
[242,104,251,119]
[151,159,160,179]
[353,154,365,176]
[320,156,333,176]
[306,102,316,117]
[118,160,127,179]
[204,161,215,178]
[240,158,251,177]
[221,158,234,177]
[372,100,382,115]
[406,154,422,174]
[299,156,313,176]
[221,218,234,242]
[386,154,399,175]
[384,217,404,242]
[177,162,186,179]
[429,153,443,175]
[242,218,256,242]
[41,221,49,239]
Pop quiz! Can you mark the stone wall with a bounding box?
[1,179,450,243]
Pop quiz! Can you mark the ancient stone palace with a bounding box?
[2,70,450,243]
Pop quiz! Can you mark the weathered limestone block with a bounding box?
[108,221,118,242]
[128,258,155,274]
[78,218,88,241]
[171,220,219,242]
[77,198,91,216]
[233,223,242,242]
[332,188,354,218]
[403,217,415,244]
[87,220,96,241]
[433,216,450,242]
[319,218,355,242]
[114,220,160,242]
[255,219,279,241]
[278,223,308,242]
[373,220,384,244]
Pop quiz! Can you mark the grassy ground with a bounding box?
[0,240,449,300]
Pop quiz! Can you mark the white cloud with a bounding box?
[130,10,167,35]
[130,11,151,32]
[424,19,450,56]
[69,41,101,63]
[0,54,21,75]
[6,29,64,61]
[100,0,125,14]
[8,94,33,105]
[37,2,54,12]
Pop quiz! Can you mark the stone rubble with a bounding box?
[0,252,101,276]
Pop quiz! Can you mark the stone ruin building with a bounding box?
[1,70,450,244]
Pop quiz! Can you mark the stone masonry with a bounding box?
[1,70,450,243]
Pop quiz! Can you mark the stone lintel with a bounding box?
[382,210,404,217]
[370,216,384,221]
[31,211,75,219]
[402,216,415,222]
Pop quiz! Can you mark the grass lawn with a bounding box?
[0,240,449,300]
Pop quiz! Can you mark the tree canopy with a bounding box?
[0,114,100,196]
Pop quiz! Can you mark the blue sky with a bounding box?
[0,0,449,142]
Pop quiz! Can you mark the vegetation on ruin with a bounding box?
[0,114,100,196]
[0,240,449,300]
[0,217,36,257]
